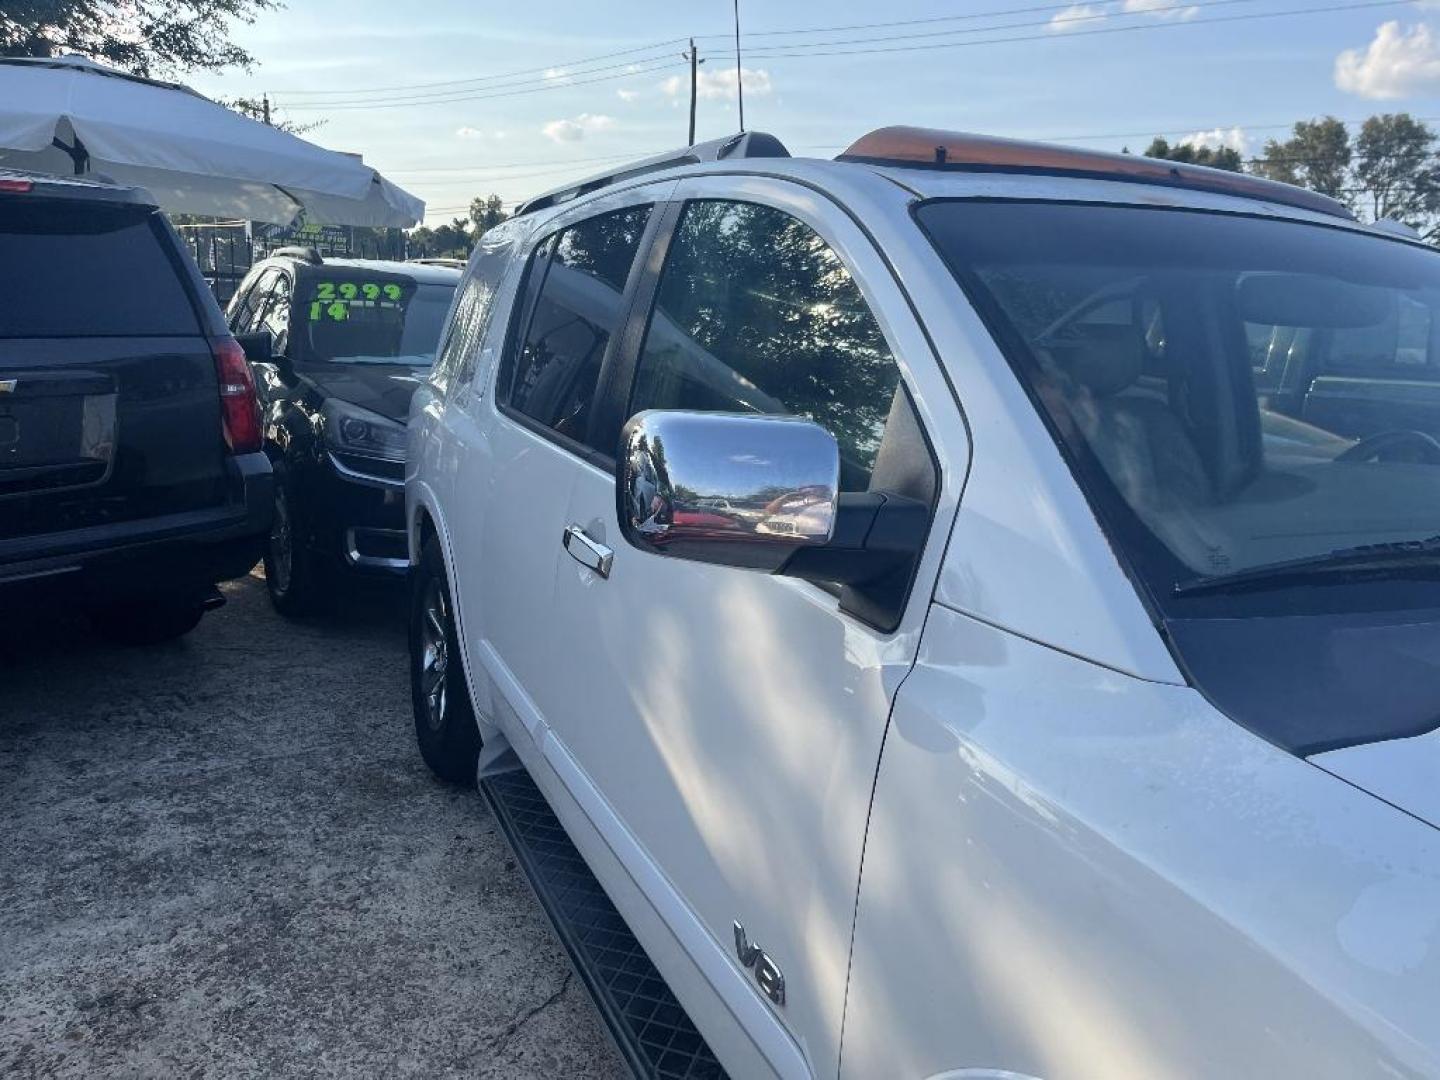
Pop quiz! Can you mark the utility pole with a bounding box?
[261,94,272,126]
[681,39,705,145]
[733,0,745,132]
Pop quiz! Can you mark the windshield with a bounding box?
[294,275,454,366]
[920,200,1440,599]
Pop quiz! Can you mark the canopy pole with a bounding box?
[50,135,89,175]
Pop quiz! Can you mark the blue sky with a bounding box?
[186,0,1440,223]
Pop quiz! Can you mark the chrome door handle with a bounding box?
[562,524,613,579]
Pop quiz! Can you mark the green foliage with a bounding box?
[1143,136,1243,172]
[1354,114,1440,237]
[1252,116,1351,199]
[0,0,277,76]
[470,194,507,236]
[408,194,509,259]
[1253,113,1440,240]
[406,218,472,259]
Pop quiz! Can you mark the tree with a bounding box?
[223,96,324,136]
[469,194,508,237]
[407,218,472,259]
[1,0,277,76]
[1354,114,1440,238]
[1252,117,1351,201]
[1143,136,1243,172]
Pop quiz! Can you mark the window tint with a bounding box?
[506,205,651,448]
[292,275,456,367]
[0,202,198,338]
[630,200,902,490]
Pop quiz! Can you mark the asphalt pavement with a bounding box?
[0,569,624,1078]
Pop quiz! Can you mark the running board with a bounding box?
[481,770,727,1080]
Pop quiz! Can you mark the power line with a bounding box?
[258,0,1274,107]
[385,150,645,176]
[739,0,1270,55]
[276,52,682,109]
[690,0,1201,41]
[270,37,690,97]
[279,58,683,112]
[743,0,1412,59]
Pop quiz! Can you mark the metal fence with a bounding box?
[178,223,409,305]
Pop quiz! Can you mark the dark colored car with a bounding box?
[226,251,460,614]
[0,169,272,643]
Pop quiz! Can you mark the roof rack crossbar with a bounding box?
[514,131,789,218]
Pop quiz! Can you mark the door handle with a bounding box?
[562,524,613,579]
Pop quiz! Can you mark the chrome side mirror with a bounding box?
[617,411,840,572]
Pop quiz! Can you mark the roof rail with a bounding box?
[839,126,1354,221]
[271,245,323,264]
[514,131,789,218]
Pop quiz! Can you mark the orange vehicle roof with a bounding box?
[838,126,1352,220]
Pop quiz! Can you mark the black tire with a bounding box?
[263,479,332,617]
[90,595,205,645]
[410,535,481,785]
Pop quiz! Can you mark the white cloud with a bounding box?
[1123,0,1199,19]
[1047,4,1105,32]
[542,67,572,83]
[455,126,506,140]
[616,87,641,103]
[661,66,772,102]
[1336,21,1440,99]
[541,113,617,143]
[1181,126,1249,153]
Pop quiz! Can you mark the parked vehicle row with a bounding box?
[0,170,271,643]
[11,122,1440,1079]
[403,128,1440,1078]
[224,249,460,614]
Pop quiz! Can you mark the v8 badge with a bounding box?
[733,920,785,1007]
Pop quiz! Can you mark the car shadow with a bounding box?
[0,567,407,670]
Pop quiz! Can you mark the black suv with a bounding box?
[0,170,272,643]
[226,252,460,614]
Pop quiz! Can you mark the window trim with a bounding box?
[494,199,668,470]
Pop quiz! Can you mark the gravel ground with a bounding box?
[0,569,624,1079]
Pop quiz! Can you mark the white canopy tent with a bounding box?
[0,56,424,227]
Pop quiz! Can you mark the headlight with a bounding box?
[323,398,407,462]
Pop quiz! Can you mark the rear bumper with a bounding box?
[0,451,273,600]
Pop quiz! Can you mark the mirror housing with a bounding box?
[617,411,840,572]
[234,330,273,364]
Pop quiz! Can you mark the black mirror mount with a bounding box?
[235,331,296,382]
[234,331,273,364]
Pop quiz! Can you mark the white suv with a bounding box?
[406,127,1440,1079]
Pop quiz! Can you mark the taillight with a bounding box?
[0,178,33,193]
[210,335,262,454]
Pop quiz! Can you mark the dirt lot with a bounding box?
[0,570,623,1079]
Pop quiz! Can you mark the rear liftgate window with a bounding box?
[0,202,198,337]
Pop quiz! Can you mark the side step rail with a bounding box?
[481,770,728,1080]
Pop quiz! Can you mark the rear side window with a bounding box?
[629,199,903,491]
[504,204,651,448]
[0,201,199,338]
[433,233,513,397]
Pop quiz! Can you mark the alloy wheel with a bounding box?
[419,578,449,732]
